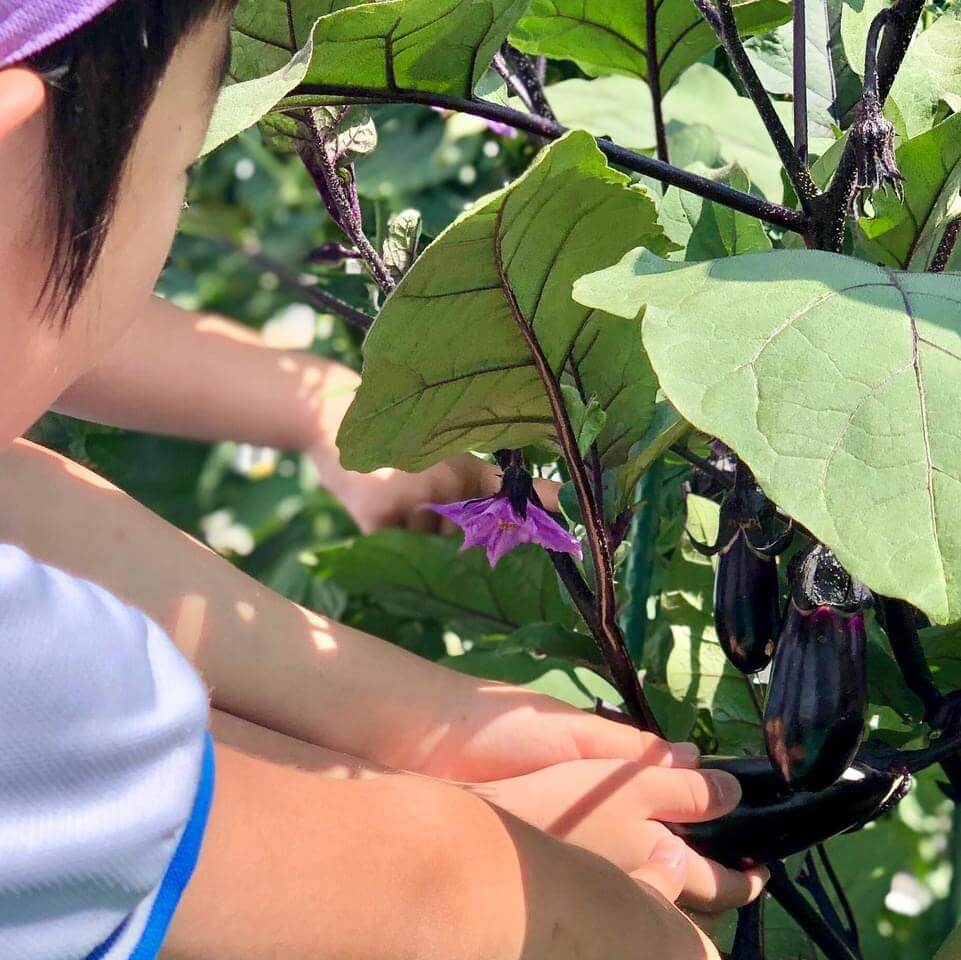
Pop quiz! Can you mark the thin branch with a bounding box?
[768,862,861,960]
[493,206,661,734]
[930,219,961,273]
[793,0,809,163]
[291,84,810,233]
[493,50,536,113]
[301,111,396,296]
[817,845,861,953]
[732,898,765,960]
[798,853,859,955]
[671,443,736,489]
[192,235,376,331]
[691,0,818,209]
[645,0,671,177]
[812,0,925,250]
[503,45,557,121]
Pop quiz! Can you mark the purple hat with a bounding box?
[0,1,119,68]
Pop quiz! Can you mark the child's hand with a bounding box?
[315,447,559,534]
[472,757,767,915]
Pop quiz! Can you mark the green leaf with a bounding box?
[382,208,423,281]
[660,163,773,261]
[329,529,576,636]
[888,8,961,140]
[613,399,692,511]
[510,0,791,93]
[338,132,673,473]
[574,249,961,624]
[855,113,961,271]
[545,67,793,201]
[231,0,526,106]
[744,0,865,138]
[441,650,618,709]
[203,18,317,156]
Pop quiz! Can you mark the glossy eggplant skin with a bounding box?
[714,531,781,674]
[763,599,868,791]
[669,760,910,868]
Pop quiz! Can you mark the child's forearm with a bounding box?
[0,439,479,767]
[55,295,355,455]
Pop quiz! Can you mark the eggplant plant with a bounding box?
[201,0,961,955]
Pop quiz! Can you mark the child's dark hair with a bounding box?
[27,0,234,326]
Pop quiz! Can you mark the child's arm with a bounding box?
[0,439,662,781]
[167,736,723,960]
[54,295,556,531]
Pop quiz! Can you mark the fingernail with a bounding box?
[708,770,741,807]
[671,742,700,767]
[650,837,686,870]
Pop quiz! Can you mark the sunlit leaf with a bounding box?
[576,249,961,624]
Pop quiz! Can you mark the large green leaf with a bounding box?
[855,114,961,271]
[574,249,961,624]
[215,0,529,146]
[338,132,674,473]
[545,67,793,201]
[887,8,961,140]
[745,0,865,138]
[659,163,773,261]
[510,0,791,93]
[329,529,576,635]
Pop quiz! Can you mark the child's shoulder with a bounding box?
[0,543,213,960]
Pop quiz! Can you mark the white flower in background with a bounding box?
[884,872,933,917]
[316,313,335,340]
[232,444,280,480]
[262,303,316,349]
[201,510,255,558]
[234,157,256,181]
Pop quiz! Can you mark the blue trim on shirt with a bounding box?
[129,732,216,960]
[85,732,215,960]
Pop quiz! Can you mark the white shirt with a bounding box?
[0,545,212,960]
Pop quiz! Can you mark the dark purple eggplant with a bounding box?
[764,545,871,792]
[668,758,910,868]
[714,531,782,674]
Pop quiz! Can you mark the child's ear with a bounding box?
[0,69,45,141]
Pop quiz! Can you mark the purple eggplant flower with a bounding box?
[424,464,581,567]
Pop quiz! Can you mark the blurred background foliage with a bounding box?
[28,35,961,958]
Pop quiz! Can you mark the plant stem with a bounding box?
[692,0,818,209]
[671,443,735,489]
[493,49,536,114]
[817,845,861,953]
[768,863,861,960]
[811,0,925,250]
[493,208,661,734]
[732,898,765,959]
[798,852,858,953]
[793,0,809,163]
[503,45,557,121]
[193,235,376,331]
[301,112,396,296]
[930,219,961,273]
[292,84,809,233]
[878,597,942,720]
[645,0,670,177]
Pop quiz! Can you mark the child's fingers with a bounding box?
[630,836,689,904]
[677,846,768,913]
[566,711,701,768]
[628,765,742,823]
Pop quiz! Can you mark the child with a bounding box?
[0,2,764,957]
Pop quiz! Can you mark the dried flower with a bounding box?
[849,90,903,215]
[424,464,581,567]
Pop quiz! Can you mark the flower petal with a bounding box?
[525,504,583,559]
